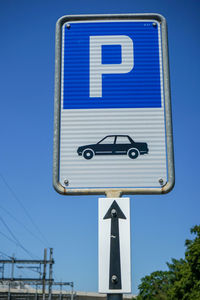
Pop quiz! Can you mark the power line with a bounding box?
[0,204,47,247]
[0,229,22,247]
[0,215,36,259]
[0,173,50,246]
[0,250,12,259]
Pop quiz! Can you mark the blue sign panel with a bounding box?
[62,21,162,109]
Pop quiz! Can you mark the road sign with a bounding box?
[53,14,175,195]
[98,198,131,293]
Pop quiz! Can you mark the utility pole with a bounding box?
[59,282,62,300]
[71,282,74,300]
[8,282,11,300]
[42,248,47,300]
[0,249,76,300]
[11,255,15,280]
[0,263,4,278]
[7,255,15,300]
[48,248,53,300]
[35,283,38,300]
[53,282,74,300]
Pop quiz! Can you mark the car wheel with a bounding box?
[128,148,139,159]
[83,149,94,160]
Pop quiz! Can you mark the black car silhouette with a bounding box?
[77,135,149,160]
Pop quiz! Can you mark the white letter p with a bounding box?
[89,35,134,98]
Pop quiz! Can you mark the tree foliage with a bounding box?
[137,225,200,300]
[137,270,172,300]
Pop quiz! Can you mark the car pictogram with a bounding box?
[77,135,149,160]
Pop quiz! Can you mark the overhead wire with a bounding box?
[0,174,60,281]
[0,250,12,259]
[0,229,21,247]
[0,173,50,246]
[0,204,47,247]
[0,215,36,259]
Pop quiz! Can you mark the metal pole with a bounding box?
[48,248,53,300]
[35,284,37,300]
[26,286,28,300]
[71,283,74,300]
[2,263,5,279]
[11,256,14,280]
[0,260,53,264]
[0,263,4,279]
[8,282,11,300]
[42,249,47,300]
[107,295,122,300]
[59,282,62,300]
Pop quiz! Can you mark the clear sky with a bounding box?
[0,0,200,296]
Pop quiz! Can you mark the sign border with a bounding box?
[53,13,175,196]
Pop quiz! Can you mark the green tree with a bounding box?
[137,225,200,300]
[137,270,172,300]
[167,226,200,299]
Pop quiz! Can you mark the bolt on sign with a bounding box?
[53,14,175,196]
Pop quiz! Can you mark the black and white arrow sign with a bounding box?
[98,198,131,294]
[103,200,126,289]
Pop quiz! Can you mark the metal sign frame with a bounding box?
[53,13,175,196]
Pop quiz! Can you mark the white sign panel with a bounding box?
[53,14,174,195]
[98,198,131,293]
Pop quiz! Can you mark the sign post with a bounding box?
[53,13,175,298]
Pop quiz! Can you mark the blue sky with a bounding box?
[0,0,200,295]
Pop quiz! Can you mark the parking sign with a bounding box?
[53,14,174,195]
